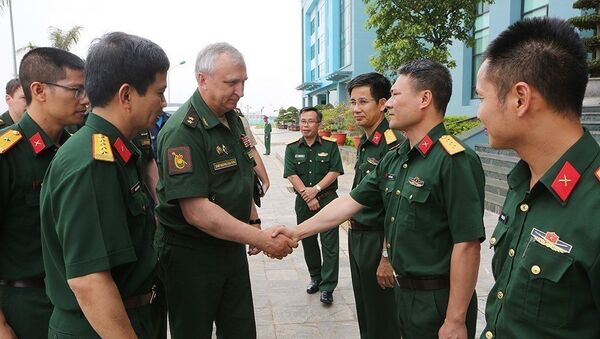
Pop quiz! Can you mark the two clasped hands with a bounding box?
[246,225,300,259]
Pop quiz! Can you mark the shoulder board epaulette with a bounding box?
[0,129,23,154]
[439,135,465,155]
[384,129,397,145]
[322,136,337,143]
[286,138,300,145]
[183,105,199,128]
[92,133,115,162]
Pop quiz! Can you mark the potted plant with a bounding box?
[569,0,600,104]
[321,104,351,146]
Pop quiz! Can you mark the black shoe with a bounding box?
[320,291,333,305]
[306,280,319,294]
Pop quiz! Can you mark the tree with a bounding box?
[569,0,600,77]
[363,0,493,72]
[19,25,84,54]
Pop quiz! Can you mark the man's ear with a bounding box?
[419,90,433,109]
[118,84,132,110]
[30,82,46,102]
[513,82,532,118]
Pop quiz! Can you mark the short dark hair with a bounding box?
[18,47,85,105]
[397,59,452,115]
[346,72,391,101]
[85,32,170,107]
[484,17,587,118]
[299,106,322,122]
[5,78,21,96]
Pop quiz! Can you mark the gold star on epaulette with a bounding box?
[0,129,22,154]
[439,135,465,155]
[92,133,115,162]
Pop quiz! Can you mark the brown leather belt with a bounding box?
[0,277,45,288]
[316,190,335,201]
[349,219,384,232]
[122,286,157,309]
[394,275,450,290]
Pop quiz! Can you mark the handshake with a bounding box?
[249,226,300,259]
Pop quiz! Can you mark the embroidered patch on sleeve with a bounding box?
[168,146,193,175]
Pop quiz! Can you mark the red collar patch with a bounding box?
[550,161,580,202]
[29,132,46,154]
[595,167,600,182]
[372,131,382,145]
[113,137,132,163]
[417,135,433,155]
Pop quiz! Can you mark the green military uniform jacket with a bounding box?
[264,122,272,135]
[155,90,255,243]
[283,136,344,217]
[0,112,69,280]
[0,111,14,129]
[352,119,404,227]
[482,130,600,339]
[350,122,485,277]
[40,113,156,335]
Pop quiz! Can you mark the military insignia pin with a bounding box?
[216,145,223,155]
[221,144,229,155]
[367,157,379,166]
[408,177,424,187]
[530,228,572,254]
[317,152,329,157]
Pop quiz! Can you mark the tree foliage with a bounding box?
[363,0,493,72]
[19,25,84,54]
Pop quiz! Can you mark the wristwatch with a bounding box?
[315,184,322,192]
[382,248,389,258]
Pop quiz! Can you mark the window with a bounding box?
[311,44,315,60]
[471,1,490,98]
[339,0,351,66]
[522,0,548,19]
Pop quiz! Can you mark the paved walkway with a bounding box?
[245,127,498,338]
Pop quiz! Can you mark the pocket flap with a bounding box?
[521,242,573,283]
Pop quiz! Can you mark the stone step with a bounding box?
[475,145,518,157]
[485,177,509,197]
[582,105,600,114]
[485,191,506,215]
[482,163,511,181]
[593,130,600,142]
[581,112,600,121]
[583,121,600,131]
[478,152,520,170]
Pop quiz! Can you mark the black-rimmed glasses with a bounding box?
[42,82,86,99]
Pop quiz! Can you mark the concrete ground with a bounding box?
[240,126,498,338]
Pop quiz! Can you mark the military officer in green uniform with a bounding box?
[284,106,344,305]
[0,78,27,128]
[154,42,295,338]
[477,18,600,339]
[40,32,170,338]
[346,72,403,338]
[263,115,272,155]
[0,47,87,339]
[275,60,485,339]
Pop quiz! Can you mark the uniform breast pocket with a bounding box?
[127,191,148,217]
[294,157,308,175]
[315,155,330,174]
[518,241,573,327]
[358,161,376,176]
[400,186,431,231]
[489,223,509,274]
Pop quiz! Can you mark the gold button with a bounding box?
[366,170,370,174]
[402,163,408,169]
[508,249,515,257]
[497,291,504,299]
[409,194,413,199]
[490,237,497,245]
[309,171,312,174]
[309,160,312,162]
[387,243,391,248]
[485,331,493,339]
[531,265,541,275]
[390,217,395,222]
[12,130,19,135]
[385,187,389,192]
[362,148,365,152]
[520,203,529,212]
[395,190,401,196]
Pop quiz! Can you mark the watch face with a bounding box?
[382,249,389,258]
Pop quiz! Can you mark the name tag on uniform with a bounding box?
[213,158,237,171]
[130,181,141,194]
[295,154,306,159]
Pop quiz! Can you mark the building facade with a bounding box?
[297,0,376,107]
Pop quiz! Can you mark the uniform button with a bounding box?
[409,194,413,200]
[395,190,401,196]
[485,331,493,339]
[362,148,365,152]
[385,187,389,192]
[402,163,408,169]
[309,183,312,185]
[297,162,301,164]
[11,130,19,135]
[520,203,529,212]
[309,160,312,162]
[366,170,370,174]
[490,237,497,246]
[309,171,312,174]
[386,243,391,248]
[497,291,504,299]
[508,249,515,257]
[390,216,395,222]
[531,265,541,275]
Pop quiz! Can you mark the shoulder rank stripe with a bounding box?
[92,134,115,162]
[322,136,337,143]
[439,135,465,155]
[0,129,23,154]
[384,129,397,145]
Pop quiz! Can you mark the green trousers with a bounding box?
[157,229,256,339]
[395,287,477,339]
[348,229,401,338]
[264,133,271,155]
[296,194,339,292]
[0,285,52,338]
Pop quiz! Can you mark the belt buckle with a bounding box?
[149,285,157,305]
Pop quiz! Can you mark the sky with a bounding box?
[0,0,302,116]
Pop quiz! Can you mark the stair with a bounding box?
[474,107,600,213]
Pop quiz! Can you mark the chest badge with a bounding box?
[408,177,424,187]
[367,157,379,166]
[216,144,230,156]
[550,161,580,202]
[530,227,573,254]
[318,152,329,157]
[168,146,193,175]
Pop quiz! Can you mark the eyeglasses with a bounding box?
[42,82,86,99]
[347,99,375,108]
[299,119,320,125]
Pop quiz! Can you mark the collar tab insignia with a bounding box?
[372,131,382,145]
[29,132,46,154]
[417,135,433,155]
[550,161,580,202]
[113,137,132,163]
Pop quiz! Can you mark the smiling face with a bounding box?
[349,85,386,131]
[199,53,247,115]
[385,75,425,132]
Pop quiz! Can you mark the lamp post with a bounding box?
[167,60,186,105]
[8,0,18,77]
